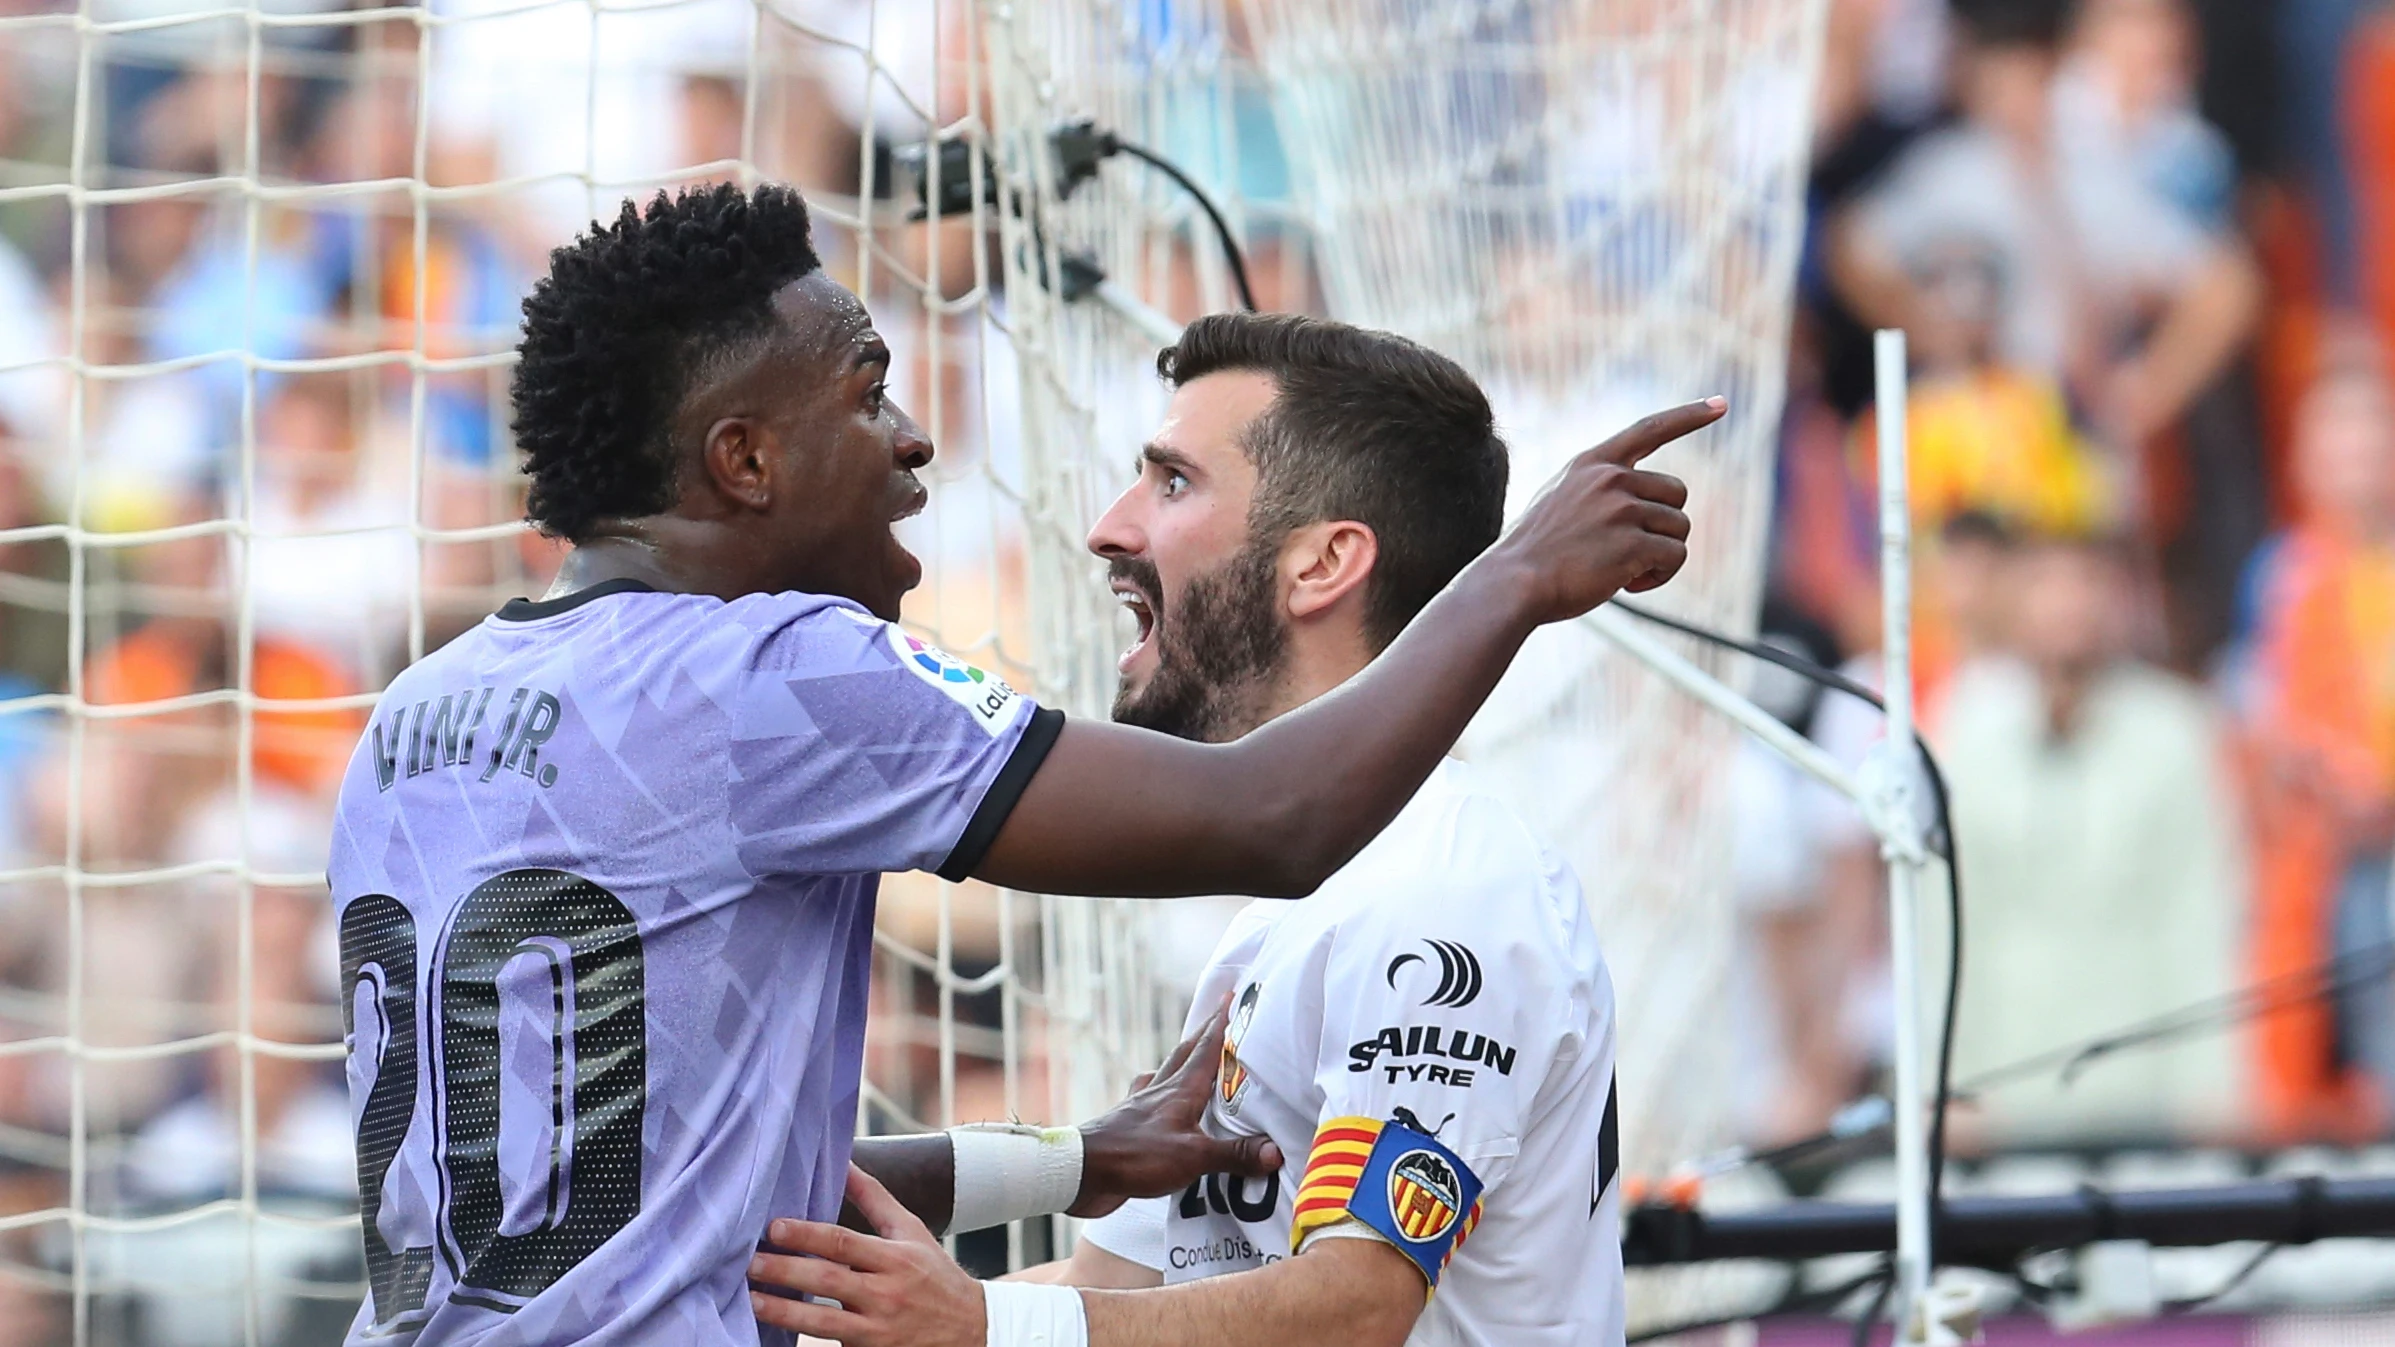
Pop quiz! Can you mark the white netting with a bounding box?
[0,0,1822,1339]
[1248,0,1826,1176]
[0,1,1107,1338]
[981,0,1827,1329]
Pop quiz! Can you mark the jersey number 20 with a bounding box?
[341,868,647,1326]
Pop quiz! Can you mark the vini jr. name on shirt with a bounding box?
[373,686,564,791]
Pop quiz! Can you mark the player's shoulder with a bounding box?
[1317,760,1587,950]
[371,585,895,722]
[716,586,880,634]
[1386,758,1569,889]
[492,584,910,679]
[717,590,998,685]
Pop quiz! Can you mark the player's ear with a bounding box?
[1285,519,1377,622]
[700,416,774,512]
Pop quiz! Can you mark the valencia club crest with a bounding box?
[1385,1148,1464,1242]
[1217,982,1261,1113]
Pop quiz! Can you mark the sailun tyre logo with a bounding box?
[1386,1149,1464,1243]
[904,634,987,685]
[1384,939,1482,1008]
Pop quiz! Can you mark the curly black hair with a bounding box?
[512,182,823,541]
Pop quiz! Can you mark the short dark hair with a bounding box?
[1157,312,1508,650]
[512,183,823,541]
[2019,523,2137,565]
[1941,507,2018,551]
[1953,0,2071,50]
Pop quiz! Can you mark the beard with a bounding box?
[1109,538,1289,743]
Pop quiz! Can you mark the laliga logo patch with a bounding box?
[1218,982,1261,1113]
[887,627,1023,736]
[903,633,986,685]
[1385,1149,1464,1243]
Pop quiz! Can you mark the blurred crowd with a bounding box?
[1744,0,2395,1156]
[0,2,996,1337]
[0,0,2384,1338]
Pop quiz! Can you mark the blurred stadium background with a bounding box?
[0,0,2391,1343]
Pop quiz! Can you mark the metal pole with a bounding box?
[1874,328,1933,1338]
[1623,1175,2395,1266]
[1583,605,1865,805]
[1092,278,1189,349]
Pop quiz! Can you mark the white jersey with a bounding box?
[1084,760,1624,1347]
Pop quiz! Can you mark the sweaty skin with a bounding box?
[744,390,1713,1345]
[540,267,1710,1233]
[544,269,1709,905]
[749,1167,1424,1347]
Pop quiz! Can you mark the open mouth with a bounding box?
[890,472,928,524]
[1112,579,1157,670]
[886,474,928,589]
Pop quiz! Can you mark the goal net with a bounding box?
[0,0,1818,1340]
[982,0,1827,1331]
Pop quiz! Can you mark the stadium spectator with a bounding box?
[125,788,348,1217]
[1938,531,2248,1143]
[2055,0,2239,231]
[2231,356,2395,1139]
[425,0,761,250]
[243,376,431,682]
[1757,513,2030,1139]
[1829,0,2259,472]
[1877,240,2110,535]
[1817,0,1953,149]
[0,206,60,477]
[1849,235,2114,694]
[2279,0,2376,315]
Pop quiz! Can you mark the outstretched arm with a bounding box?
[751,1169,1425,1347]
[843,998,1279,1236]
[1076,1239,1420,1347]
[2101,239,2261,446]
[1004,1239,1162,1289]
[975,399,1719,899]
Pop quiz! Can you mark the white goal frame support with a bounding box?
[1872,329,1936,1343]
[1596,332,1938,1340]
[1593,332,1937,1342]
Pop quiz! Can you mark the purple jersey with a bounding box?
[328,580,1056,1345]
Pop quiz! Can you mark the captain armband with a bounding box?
[1289,1114,1484,1290]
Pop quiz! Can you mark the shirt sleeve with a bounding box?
[721,597,1061,879]
[1079,1195,1169,1272]
[1289,811,1580,1290]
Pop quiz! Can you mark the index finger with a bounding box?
[1170,997,1234,1092]
[1154,993,1232,1082]
[1589,397,1726,468]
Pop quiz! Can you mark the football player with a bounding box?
[749,312,1639,1347]
[333,186,1702,1346]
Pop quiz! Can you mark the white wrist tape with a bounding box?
[981,1281,1089,1347]
[946,1123,1083,1234]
